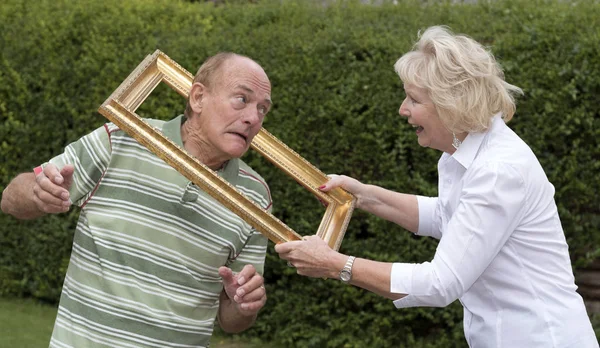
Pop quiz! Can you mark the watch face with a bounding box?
[340,270,351,282]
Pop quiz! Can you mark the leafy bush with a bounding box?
[1,0,598,346]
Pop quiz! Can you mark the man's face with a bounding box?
[191,57,272,164]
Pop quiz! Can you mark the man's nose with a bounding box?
[242,107,261,125]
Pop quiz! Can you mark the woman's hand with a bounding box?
[275,236,348,279]
[320,174,366,209]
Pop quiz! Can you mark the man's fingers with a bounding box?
[218,266,235,285]
[35,175,70,201]
[34,174,69,204]
[236,282,267,312]
[42,164,64,185]
[33,166,71,214]
[40,163,75,189]
[60,164,75,177]
[60,165,75,186]
[32,194,69,213]
[235,264,262,286]
[235,272,264,298]
[235,284,266,304]
[33,182,57,204]
[238,297,266,312]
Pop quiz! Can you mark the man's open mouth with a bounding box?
[230,132,248,142]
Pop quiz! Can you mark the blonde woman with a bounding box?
[276,26,598,347]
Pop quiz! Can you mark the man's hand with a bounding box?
[219,265,266,316]
[1,163,75,219]
[33,164,74,214]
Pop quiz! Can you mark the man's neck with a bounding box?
[180,122,226,171]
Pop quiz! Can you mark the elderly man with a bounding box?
[1,52,272,347]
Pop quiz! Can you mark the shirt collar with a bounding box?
[452,113,503,169]
[161,114,239,182]
[219,158,240,182]
[161,114,185,148]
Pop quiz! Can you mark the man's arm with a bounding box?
[217,289,258,333]
[1,164,73,220]
[217,265,267,333]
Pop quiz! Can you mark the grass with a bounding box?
[0,296,269,348]
[0,297,56,348]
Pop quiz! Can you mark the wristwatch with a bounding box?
[339,256,356,283]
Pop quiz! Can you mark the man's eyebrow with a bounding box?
[236,85,254,94]
[236,84,272,105]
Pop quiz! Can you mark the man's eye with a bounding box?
[258,106,267,115]
[236,96,247,104]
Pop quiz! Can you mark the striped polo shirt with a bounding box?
[46,115,271,348]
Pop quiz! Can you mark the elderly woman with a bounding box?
[275,26,598,347]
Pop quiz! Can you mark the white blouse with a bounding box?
[390,115,598,348]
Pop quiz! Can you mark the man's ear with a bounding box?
[189,82,206,114]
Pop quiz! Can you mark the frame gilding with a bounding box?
[98,50,355,251]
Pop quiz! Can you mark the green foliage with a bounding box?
[1,0,598,346]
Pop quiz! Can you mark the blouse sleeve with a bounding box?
[391,162,527,308]
[416,195,442,239]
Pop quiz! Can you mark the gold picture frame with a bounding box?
[98,50,355,251]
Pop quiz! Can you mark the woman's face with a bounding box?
[399,83,454,153]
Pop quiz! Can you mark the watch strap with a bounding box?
[339,256,356,283]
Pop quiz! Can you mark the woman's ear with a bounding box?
[189,82,206,114]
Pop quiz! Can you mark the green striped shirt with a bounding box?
[46,115,271,348]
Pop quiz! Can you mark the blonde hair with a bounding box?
[394,26,523,133]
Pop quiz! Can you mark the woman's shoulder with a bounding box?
[471,126,550,190]
[479,122,541,169]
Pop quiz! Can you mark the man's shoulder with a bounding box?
[145,118,168,127]
[236,160,268,187]
[104,118,166,136]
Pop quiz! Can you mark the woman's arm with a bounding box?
[275,236,406,300]
[278,163,527,308]
[321,175,420,233]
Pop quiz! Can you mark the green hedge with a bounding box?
[1,0,598,346]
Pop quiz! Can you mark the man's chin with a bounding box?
[226,146,250,159]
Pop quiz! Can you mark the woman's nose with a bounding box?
[398,99,409,117]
